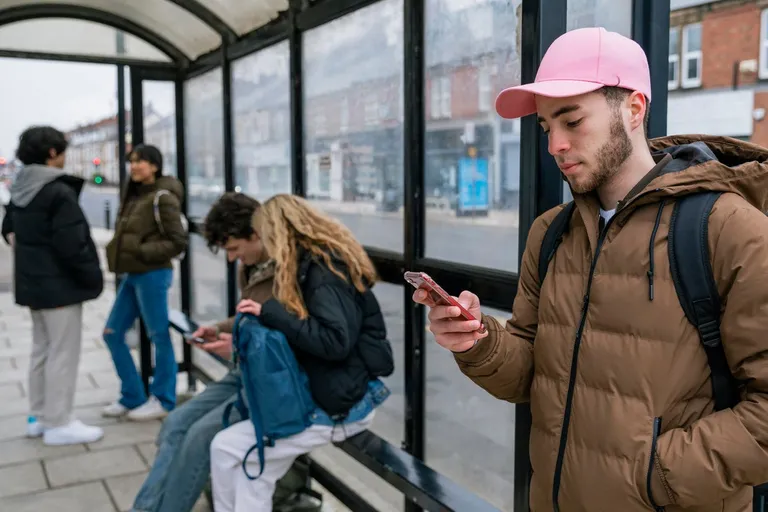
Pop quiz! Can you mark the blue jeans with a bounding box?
[103,268,176,410]
[133,371,244,512]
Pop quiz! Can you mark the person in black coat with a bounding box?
[1,126,104,446]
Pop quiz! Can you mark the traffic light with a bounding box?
[92,157,104,185]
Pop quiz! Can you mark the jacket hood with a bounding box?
[644,134,768,211]
[10,165,84,208]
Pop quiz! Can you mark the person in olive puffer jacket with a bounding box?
[102,144,187,422]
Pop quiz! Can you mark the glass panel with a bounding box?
[142,80,180,311]
[143,81,177,177]
[190,234,228,324]
[232,41,292,200]
[426,304,516,510]
[685,24,702,52]
[184,68,225,219]
[669,27,680,55]
[0,20,170,61]
[369,282,404,445]
[567,0,633,35]
[424,0,521,271]
[687,57,699,80]
[302,0,405,253]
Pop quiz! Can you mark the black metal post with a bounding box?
[403,2,426,511]
[515,0,567,510]
[632,0,671,138]
[220,47,238,318]
[116,42,127,292]
[289,0,304,197]
[104,200,111,229]
[176,69,195,391]
[130,66,153,395]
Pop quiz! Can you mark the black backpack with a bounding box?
[538,191,768,504]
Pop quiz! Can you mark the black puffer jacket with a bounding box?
[260,251,394,416]
[1,165,103,309]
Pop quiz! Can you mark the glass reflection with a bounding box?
[302,0,405,252]
[184,69,225,219]
[424,0,522,272]
[232,42,292,200]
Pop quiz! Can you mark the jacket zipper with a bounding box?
[647,417,665,512]
[551,213,614,511]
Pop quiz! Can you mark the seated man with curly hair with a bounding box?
[130,192,320,512]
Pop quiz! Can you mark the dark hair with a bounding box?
[203,192,261,252]
[129,144,163,174]
[599,86,650,137]
[16,126,68,165]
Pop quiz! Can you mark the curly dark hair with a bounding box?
[16,126,68,165]
[203,192,261,252]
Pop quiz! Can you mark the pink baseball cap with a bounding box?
[495,27,652,119]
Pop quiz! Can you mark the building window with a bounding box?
[429,75,452,119]
[364,95,378,126]
[759,9,768,79]
[682,23,702,88]
[478,66,491,112]
[668,27,680,90]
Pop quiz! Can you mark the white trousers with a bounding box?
[210,411,374,512]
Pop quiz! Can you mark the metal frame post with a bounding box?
[632,0,671,138]
[403,3,426,512]
[514,0,567,509]
[289,0,305,197]
[221,47,238,317]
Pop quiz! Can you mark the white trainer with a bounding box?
[102,401,130,418]
[127,396,168,421]
[26,416,44,438]
[43,420,104,446]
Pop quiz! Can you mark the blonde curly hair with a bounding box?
[254,194,378,319]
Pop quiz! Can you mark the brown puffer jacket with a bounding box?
[106,176,187,274]
[455,135,768,512]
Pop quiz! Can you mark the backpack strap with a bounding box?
[668,191,740,411]
[152,190,169,236]
[538,202,576,284]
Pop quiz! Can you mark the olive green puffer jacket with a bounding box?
[105,176,187,274]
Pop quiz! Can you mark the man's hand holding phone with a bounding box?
[186,326,233,360]
[413,288,487,353]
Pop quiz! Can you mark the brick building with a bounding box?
[668,0,768,146]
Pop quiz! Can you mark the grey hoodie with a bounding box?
[10,164,83,208]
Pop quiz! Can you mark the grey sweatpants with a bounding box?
[28,303,83,428]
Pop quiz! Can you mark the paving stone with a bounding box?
[88,421,161,451]
[136,442,157,466]
[0,481,116,512]
[45,446,147,487]
[104,471,147,512]
[0,381,23,401]
[0,436,86,467]
[0,461,47,498]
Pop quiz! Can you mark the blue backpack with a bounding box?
[222,312,317,480]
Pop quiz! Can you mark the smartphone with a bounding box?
[185,335,207,345]
[404,271,486,334]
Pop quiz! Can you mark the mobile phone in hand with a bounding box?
[186,335,207,344]
[404,271,486,334]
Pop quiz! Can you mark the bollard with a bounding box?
[104,200,111,230]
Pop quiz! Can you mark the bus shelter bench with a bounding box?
[167,309,501,512]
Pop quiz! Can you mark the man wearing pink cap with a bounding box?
[414,27,768,511]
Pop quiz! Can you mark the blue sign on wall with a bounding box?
[457,157,489,213]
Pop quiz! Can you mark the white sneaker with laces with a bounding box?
[43,420,104,446]
[102,401,130,418]
[127,396,168,421]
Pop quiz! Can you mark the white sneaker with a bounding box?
[102,401,130,418]
[127,396,168,422]
[26,416,44,438]
[43,420,104,446]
